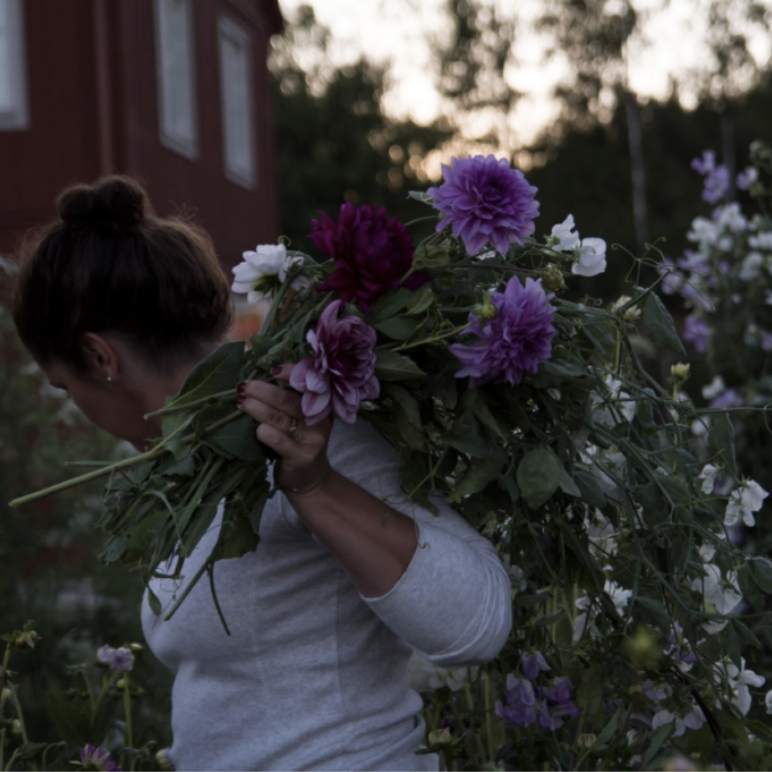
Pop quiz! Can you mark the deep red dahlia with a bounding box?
[311,203,429,313]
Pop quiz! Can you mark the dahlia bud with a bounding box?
[541,265,565,292]
[670,363,691,384]
[480,303,497,321]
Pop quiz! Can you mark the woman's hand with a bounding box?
[236,364,333,494]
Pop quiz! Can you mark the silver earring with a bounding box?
[107,375,112,382]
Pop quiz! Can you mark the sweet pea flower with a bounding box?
[691,563,742,634]
[765,689,772,714]
[572,238,607,277]
[714,657,765,715]
[737,167,759,190]
[697,464,719,495]
[739,252,764,281]
[550,215,580,251]
[724,480,768,527]
[701,376,726,401]
[520,650,551,681]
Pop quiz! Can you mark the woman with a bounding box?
[12,176,512,771]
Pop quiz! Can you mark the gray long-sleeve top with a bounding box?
[141,420,512,771]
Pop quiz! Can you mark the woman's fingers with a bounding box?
[237,379,303,421]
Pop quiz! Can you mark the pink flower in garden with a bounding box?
[79,744,121,771]
[428,154,540,255]
[311,203,429,313]
[290,301,380,425]
[449,276,556,388]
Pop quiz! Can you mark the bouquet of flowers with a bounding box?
[11,154,772,769]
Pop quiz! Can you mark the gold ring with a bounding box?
[288,418,298,435]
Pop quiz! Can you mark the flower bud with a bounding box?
[15,630,39,649]
[156,748,176,771]
[480,303,497,321]
[625,625,661,669]
[128,642,144,652]
[577,733,597,748]
[428,727,454,746]
[541,265,565,292]
[611,295,642,322]
[670,363,691,383]
[116,679,126,689]
[10,719,22,736]
[0,688,10,705]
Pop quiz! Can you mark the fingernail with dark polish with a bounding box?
[271,367,282,376]
[236,396,245,406]
[237,382,246,393]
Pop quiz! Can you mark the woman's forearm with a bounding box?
[285,470,419,598]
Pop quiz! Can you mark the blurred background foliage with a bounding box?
[2,0,772,760]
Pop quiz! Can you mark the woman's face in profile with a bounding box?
[40,359,152,450]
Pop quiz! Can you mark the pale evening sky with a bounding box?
[275,0,772,151]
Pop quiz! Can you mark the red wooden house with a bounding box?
[0,0,282,284]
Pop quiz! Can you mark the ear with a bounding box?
[79,332,120,383]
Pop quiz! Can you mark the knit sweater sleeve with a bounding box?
[326,421,513,668]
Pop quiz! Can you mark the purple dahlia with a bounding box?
[428,154,539,255]
[311,203,429,313]
[449,276,556,388]
[290,301,380,425]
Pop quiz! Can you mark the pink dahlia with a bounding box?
[428,155,540,255]
[311,203,429,313]
[449,276,556,388]
[290,301,380,425]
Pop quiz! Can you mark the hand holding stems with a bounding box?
[236,364,333,496]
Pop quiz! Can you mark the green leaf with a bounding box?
[498,474,520,502]
[368,288,413,323]
[517,447,561,509]
[529,361,595,389]
[408,190,434,205]
[635,596,672,633]
[448,453,507,501]
[590,707,623,752]
[125,511,168,562]
[147,587,162,616]
[372,316,421,340]
[641,721,675,767]
[406,285,436,316]
[643,294,686,355]
[708,412,737,479]
[576,664,603,714]
[445,410,495,459]
[575,471,607,510]
[170,341,245,407]
[47,696,93,745]
[206,414,265,461]
[159,449,196,477]
[385,384,426,451]
[375,349,426,381]
[215,510,260,560]
[534,608,566,627]
[748,557,772,593]
[732,618,762,649]
[555,459,581,497]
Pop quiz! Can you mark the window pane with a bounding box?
[0,0,29,130]
[219,16,256,188]
[0,0,11,110]
[155,0,197,158]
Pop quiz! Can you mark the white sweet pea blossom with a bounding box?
[715,202,747,234]
[697,464,719,495]
[572,238,607,277]
[574,580,632,641]
[739,251,764,281]
[750,232,772,250]
[408,654,475,692]
[551,215,581,251]
[691,562,742,634]
[714,657,765,715]
[701,375,726,401]
[765,689,772,714]
[231,243,305,306]
[724,479,768,527]
[652,706,706,737]
[585,509,619,562]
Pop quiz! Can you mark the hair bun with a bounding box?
[57,176,147,235]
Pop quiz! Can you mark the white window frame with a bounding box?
[0,0,30,131]
[218,14,256,189]
[154,0,198,159]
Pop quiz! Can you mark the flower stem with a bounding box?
[391,324,469,353]
[144,388,237,419]
[123,675,134,770]
[0,644,11,702]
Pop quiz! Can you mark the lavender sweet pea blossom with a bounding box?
[290,301,380,425]
[449,276,556,388]
[683,315,712,353]
[520,650,551,681]
[708,388,743,409]
[428,154,539,255]
[79,745,121,772]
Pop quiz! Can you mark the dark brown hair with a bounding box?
[12,175,233,373]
